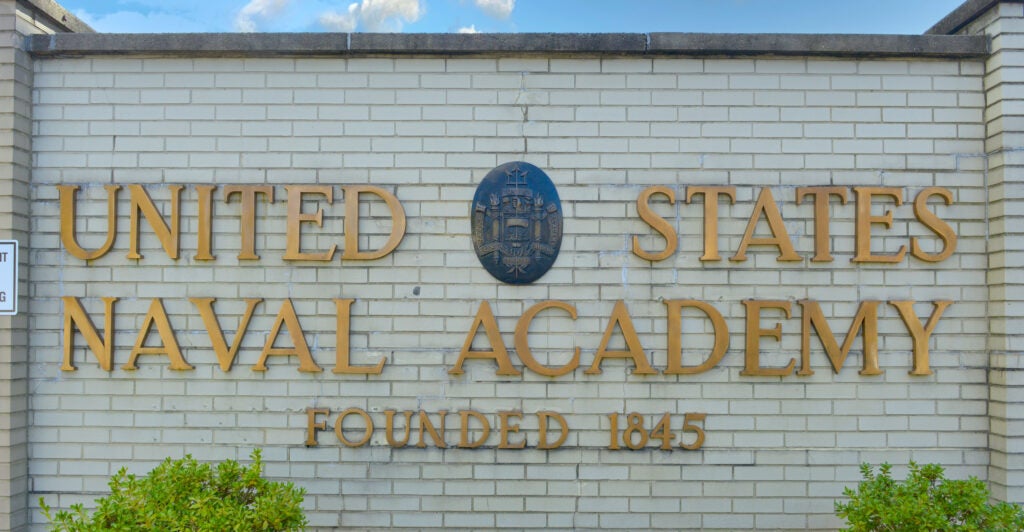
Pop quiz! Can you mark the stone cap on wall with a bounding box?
[24,31,988,58]
[19,0,93,34]
[927,0,1019,35]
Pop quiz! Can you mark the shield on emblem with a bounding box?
[471,162,563,284]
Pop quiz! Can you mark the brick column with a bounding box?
[962,0,1024,504]
[0,1,32,528]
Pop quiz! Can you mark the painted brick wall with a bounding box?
[965,1,1024,504]
[26,54,987,530]
[0,0,45,528]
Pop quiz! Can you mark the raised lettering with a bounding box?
[911,187,957,263]
[61,296,117,371]
[514,300,579,377]
[59,185,120,261]
[254,299,322,372]
[799,300,880,376]
[742,299,795,376]
[664,299,729,375]
[124,298,192,371]
[224,185,274,260]
[632,185,677,261]
[586,300,657,375]
[853,187,906,263]
[732,187,801,262]
[190,297,261,372]
[796,186,848,262]
[284,185,336,261]
[342,185,406,260]
[128,185,182,260]
[333,298,386,374]
[890,300,952,376]
[449,301,520,376]
[686,186,736,261]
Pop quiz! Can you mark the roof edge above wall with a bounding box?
[19,0,94,33]
[926,0,1019,35]
[24,32,989,59]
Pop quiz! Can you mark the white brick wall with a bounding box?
[966,1,1024,504]
[25,52,990,530]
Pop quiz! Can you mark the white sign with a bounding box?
[0,241,17,315]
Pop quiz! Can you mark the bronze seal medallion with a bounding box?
[471,162,563,284]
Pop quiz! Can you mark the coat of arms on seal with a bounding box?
[471,162,563,284]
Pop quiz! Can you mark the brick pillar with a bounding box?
[964,0,1024,504]
[0,1,31,529]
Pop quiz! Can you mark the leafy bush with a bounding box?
[836,462,1024,531]
[40,449,306,531]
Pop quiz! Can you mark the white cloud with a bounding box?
[235,0,291,32]
[319,5,359,32]
[360,0,423,31]
[457,24,478,33]
[473,0,514,19]
[319,0,423,32]
[73,9,213,33]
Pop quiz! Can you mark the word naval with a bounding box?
[61,295,948,378]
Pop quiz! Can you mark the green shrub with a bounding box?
[40,449,306,531]
[835,462,1024,531]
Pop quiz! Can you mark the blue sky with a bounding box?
[58,0,967,35]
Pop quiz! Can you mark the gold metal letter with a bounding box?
[385,410,413,447]
[284,185,336,261]
[632,186,677,261]
[664,300,729,375]
[890,300,953,376]
[459,410,490,448]
[190,297,262,372]
[585,300,657,375]
[514,300,580,377]
[333,299,386,374]
[61,296,117,371]
[305,407,330,447]
[537,411,569,450]
[498,411,526,449]
[124,298,193,371]
[853,187,907,263]
[449,301,521,376]
[334,408,373,447]
[342,185,407,260]
[417,410,448,448]
[911,187,957,263]
[195,185,216,261]
[732,187,801,262]
[742,300,795,376]
[224,185,274,260]
[59,185,119,261]
[685,186,736,261]
[798,300,880,376]
[128,184,182,260]
[796,186,848,262]
[254,299,323,373]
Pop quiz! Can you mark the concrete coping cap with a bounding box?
[927,0,1010,35]
[25,32,988,58]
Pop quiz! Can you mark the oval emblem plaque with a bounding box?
[471,162,562,284]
